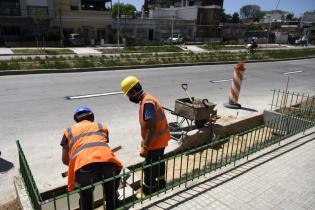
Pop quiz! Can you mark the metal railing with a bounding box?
[17,140,42,210]
[17,90,315,210]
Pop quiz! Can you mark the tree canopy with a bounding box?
[240,5,261,19]
[112,3,136,18]
[221,10,240,23]
[231,12,240,23]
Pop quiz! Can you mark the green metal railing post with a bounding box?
[271,89,276,110]
[16,140,42,210]
[234,135,240,166]
[229,135,235,163]
[204,146,209,175]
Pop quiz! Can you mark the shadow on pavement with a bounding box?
[241,107,258,112]
[0,158,14,173]
[139,132,315,210]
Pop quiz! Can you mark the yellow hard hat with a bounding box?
[121,76,140,95]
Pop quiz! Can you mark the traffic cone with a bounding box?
[224,63,245,109]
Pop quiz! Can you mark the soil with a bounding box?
[134,127,274,185]
[216,115,237,124]
[0,199,21,210]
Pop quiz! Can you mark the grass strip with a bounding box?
[0,48,314,71]
[12,49,74,55]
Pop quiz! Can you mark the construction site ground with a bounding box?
[0,58,314,208]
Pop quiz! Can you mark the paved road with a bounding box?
[0,59,314,205]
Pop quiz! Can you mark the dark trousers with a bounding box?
[75,162,121,210]
[142,148,166,194]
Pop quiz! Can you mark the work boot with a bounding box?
[157,180,166,190]
[142,184,156,195]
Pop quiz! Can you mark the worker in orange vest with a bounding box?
[61,106,123,210]
[121,76,170,194]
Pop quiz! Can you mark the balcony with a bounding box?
[0,8,21,16]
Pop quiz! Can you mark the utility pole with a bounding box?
[59,8,63,47]
[267,0,281,44]
[117,0,120,49]
[171,15,174,40]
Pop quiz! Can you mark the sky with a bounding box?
[112,0,315,17]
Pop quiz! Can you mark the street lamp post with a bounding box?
[171,15,174,40]
[117,0,120,49]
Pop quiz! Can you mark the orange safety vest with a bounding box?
[64,120,123,192]
[139,93,170,150]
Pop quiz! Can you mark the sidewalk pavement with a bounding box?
[185,45,208,53]
[0,48,13,55]
[69,47,102,54]
[133,130,315,210]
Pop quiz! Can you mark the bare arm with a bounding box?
[62,145,69,166]
[60,135,69,165]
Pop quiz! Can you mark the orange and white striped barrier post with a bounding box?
[224,63,245,109]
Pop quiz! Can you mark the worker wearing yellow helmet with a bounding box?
[121,76,170,194]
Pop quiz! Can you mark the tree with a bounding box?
[240,5,261,19]
[112,3,137,18]
[255,10,266,19]
[30,7,48,48]
[231,12,240,23]
[221,9,232,23]
[286,13,294,21]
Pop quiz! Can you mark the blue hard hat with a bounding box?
[74,106,92,115]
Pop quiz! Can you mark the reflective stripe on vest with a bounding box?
[67,123,108,150]
[70,141,109,160]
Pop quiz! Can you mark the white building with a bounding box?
[261,10,291,23]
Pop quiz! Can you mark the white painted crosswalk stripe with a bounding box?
[282,70,303,75]
[210,79,232,83]
[67,91,123,100]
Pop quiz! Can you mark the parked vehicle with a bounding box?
[168,34,184,44]
[67,33,85,46]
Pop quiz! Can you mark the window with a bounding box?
[70,0,79,10]
[0,0,21,16]
[27,6,49,17]
[1,26,20,36]
[81,0,111,11]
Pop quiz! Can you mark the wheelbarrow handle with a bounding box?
[181,83,188,91]
[202,99,209,107]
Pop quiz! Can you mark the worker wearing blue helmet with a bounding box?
[61,106,123,210]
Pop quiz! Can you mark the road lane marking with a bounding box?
[210,79,232,83]
[67,91,123,100]
[282,70,303,75]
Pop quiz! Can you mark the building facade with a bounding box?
[0,0,53,46]
[0,0,113,46]
[144,0,223,11]
[112,17,196,44]
[144,0,224,41]
[52,0,112,45]
[260,10,291,24]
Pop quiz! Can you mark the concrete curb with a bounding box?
[0,53,77,57]
[14,175,33,210]
[0,56,315,76]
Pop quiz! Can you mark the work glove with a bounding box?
[140,147,148,158]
